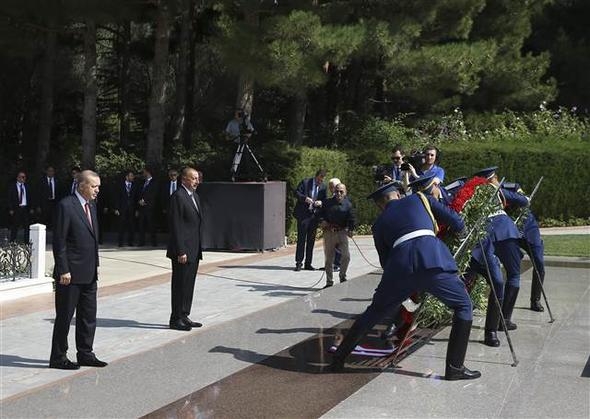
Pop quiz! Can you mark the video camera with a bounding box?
[372,164,391,184]
[401,152,426,171]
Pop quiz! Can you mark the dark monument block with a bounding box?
[199,181,286,250]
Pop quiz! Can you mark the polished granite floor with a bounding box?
[1,256,589,418]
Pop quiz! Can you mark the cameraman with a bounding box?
[225,108,254,144]
[382,144,406,184]
[405,145,445,186]
[226,108,255,181]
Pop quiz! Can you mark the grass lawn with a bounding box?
[541,235,590,257]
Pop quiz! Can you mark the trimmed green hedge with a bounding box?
[283,139,589,234]
[441,140,590,220]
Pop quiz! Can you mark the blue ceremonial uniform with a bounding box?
[331,192,480,379]
[488,188,529,289]
[504,182,546,308]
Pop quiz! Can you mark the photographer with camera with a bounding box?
[382,145,406,184]
[226,109,258,181]
[404,145,445,186]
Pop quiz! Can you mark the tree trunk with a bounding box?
[234,11,257,115]
[235,73,254,115]
[36,21,57,173]
[287,93,307,146]
[146,2,171,170]
[118,22,131,147]
[170,0,193,145]
[81,19,97,170]
[183,0,197,148]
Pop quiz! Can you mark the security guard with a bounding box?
[504,182,546,312]
[328,174,480,381]
[473,167,529,331]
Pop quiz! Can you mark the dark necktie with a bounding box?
[18,184,24,205]
[49,178,54,200]
[126,182,131,196]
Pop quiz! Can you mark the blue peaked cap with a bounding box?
[472,166,498,179]
[367,181,402,201]
[408,173,437,193]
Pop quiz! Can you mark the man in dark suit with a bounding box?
[136,166,159,247]
[36,165,63,230]
[68,166,81,195]
[159,168,179,232]
[112,170,137,247]
[293,169,327,271]
[7,170,35,243]
[167,167,203,331]
[50,170,107,370]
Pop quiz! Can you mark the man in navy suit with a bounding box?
[50,170,107,370]
[329,174,480,381]
[112,170,138,247]
[36,165,62,230]
[167,167,204,331]
[7,170,35,243]
[293,169,327,271]
[136,166,159,247]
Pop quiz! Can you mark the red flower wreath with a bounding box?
[450,176,489,213]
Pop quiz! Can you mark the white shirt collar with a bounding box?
[74,190,88,206]
[181,184,193,196]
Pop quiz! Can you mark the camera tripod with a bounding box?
[230,140,266,182]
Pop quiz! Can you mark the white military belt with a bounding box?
[393,229,435,248]
[488,209,507,218]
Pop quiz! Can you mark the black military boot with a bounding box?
[530,270,545,312]
[500,286,519,331]
[327,320,369,373]
[445,318,481,381]
[484,293,501,347]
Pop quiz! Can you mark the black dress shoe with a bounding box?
[323,282,334,289]
[294,263,302,272]
[445,364,481,381]
[530,300,544,312]
[49,359,80,370]
[183,318,203,328]
[339,276,347,283]
[78,357,108,368]
[326,359,344,373]
[169,320,191,331]
[304,265,316,271]
[500,320,517,331]
[484,330,500,347]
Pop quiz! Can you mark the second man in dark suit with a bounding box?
[136,166,159,247]
[112,170,138,247]
[167,167,204,331]
[293,169,327,271]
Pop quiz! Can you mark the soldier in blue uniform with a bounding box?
[473,167,529,331]
[503,182,546,312]
[328,174,480,380]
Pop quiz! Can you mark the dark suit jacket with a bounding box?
[112,180,138,213]
[8,182,33,211]
[293,177,327,220]
[166,186,203,263]
[52,195,99,284]
[37,177,63,206]
[159,180,179,212]
[136,178,159,212]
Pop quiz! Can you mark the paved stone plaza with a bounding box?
[1,234,589,418]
